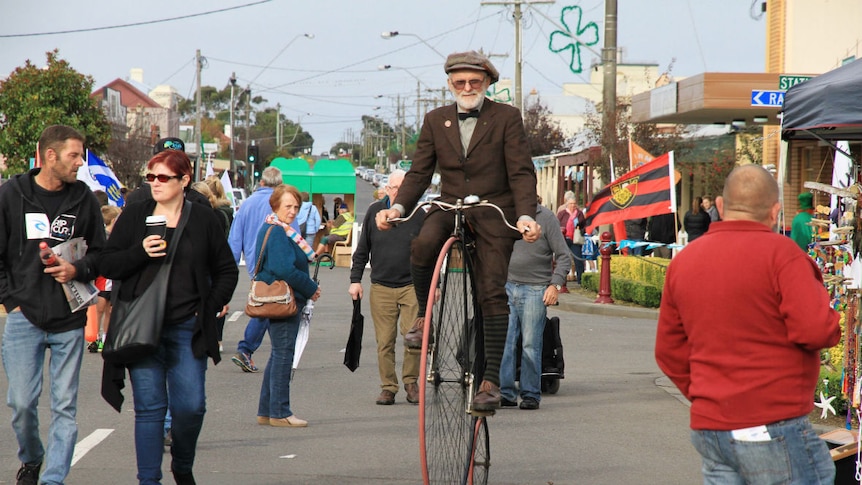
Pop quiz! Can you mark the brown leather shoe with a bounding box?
[472,380,501,412]
[376,389,395,405]
[404,317,425,349]
[405,382,419,404]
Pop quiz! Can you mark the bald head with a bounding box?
[717,164,780,225]
[389,169,406,187]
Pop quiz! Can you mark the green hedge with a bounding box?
[815,367,848,417]
[580,255,669,308]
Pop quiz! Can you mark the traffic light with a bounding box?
[248,145,260,177]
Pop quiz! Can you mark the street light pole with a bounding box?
[380,31,445,59]
[229,72,237,183]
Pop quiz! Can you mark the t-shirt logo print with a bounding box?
[610,178,638,209]
[50,214,76,241]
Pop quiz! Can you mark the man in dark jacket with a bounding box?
[647,213,678,259]
[349,170,424,405]
[375,51,540,412]
[0,125,105,484]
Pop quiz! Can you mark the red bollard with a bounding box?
[595,231,615,304]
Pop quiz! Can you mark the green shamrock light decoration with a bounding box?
[486,84,512,104]
[548,5,600,74]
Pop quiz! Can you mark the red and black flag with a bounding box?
[584,152,677,233]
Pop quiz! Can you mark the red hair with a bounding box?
[147,150,192,179]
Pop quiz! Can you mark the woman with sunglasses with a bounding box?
[99,149,238,485]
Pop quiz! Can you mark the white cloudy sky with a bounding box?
[0,0,766,151]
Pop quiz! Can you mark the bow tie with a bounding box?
[458,110,479,121]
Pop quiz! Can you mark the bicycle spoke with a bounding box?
[421,240,478,484]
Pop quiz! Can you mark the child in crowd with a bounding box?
[89,205,121,353]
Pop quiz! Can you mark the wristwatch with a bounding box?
[553,284,561,291]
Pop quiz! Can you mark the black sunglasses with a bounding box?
[145,173,183,183]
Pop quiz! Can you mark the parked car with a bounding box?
[420,191,441,203]
[231,188,247,214]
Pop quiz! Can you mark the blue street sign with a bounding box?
[751,90,785,107]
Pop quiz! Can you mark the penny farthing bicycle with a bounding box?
[392,195,525,485]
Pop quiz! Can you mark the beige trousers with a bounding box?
[370,283,421,393]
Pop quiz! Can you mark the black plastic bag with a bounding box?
[343,298,364,372]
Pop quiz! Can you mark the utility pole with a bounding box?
[229,72,237,184]
[399,95,407,159]
[416,80,421,134]
[194,49,202,181]
[601,0,618,176]
[482,0,553,111]
[276,103,282,148]
[243,85,251,188]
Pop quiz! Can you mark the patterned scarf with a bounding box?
[265,213,315,261]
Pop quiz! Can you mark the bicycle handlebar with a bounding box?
[388,196,524,233]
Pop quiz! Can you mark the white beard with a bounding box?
[453,90,484,111]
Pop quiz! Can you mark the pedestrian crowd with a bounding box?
[0,50,842,485]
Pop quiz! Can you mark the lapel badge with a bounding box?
[444,120,452,128]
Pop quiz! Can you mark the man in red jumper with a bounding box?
[656,164,840,484]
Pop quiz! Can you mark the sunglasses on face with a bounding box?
[451,78,485,90]
[145,173,183,183]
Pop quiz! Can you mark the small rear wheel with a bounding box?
[466,417,489,485]
[542,376,561,395]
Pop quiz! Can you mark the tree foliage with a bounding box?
[106,127,151,189]
[580,98,691,180]
[523,97,571,157]
[0,50,111,175]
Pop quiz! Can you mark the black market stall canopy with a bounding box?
[782,59,862,142]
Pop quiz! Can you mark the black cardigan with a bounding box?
[99,200,238,411]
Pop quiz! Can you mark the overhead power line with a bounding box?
[0,0,272,38]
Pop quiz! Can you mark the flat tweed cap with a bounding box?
[444,51,499,84]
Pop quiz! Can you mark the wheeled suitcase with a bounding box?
[541,316,564,394]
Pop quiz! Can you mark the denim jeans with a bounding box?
[128,317,207,484]
[237,317,269,356]
[258,315,300,419]
[690,415,834,485]
[2,310,84,485]
[568,242,584,284]
[500,282,547,402]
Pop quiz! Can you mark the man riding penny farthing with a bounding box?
[376,50,540,485]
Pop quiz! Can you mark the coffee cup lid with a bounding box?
[146,215,168,224]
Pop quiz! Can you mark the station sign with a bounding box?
[778,75,812,90]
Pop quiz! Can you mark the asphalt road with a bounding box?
[0,179,703,484]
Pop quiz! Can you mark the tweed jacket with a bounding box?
[395,98,537,237]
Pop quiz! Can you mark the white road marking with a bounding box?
[280,454,297,459]
[229,311,243,322]
[71,428,114,466]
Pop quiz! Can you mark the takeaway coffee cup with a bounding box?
[145,215,167,249]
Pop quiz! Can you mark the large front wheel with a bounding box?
[418,238,479,484]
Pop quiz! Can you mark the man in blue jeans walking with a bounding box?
[656,165,840,483]
[500,198,570,410]
[0,125,105,484]
[228,166,288,372]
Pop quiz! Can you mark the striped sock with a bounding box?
[411,265,433,318]
[482,314,509,387]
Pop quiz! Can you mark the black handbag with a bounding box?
[343,298,364,372]
[102,202,192,364]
